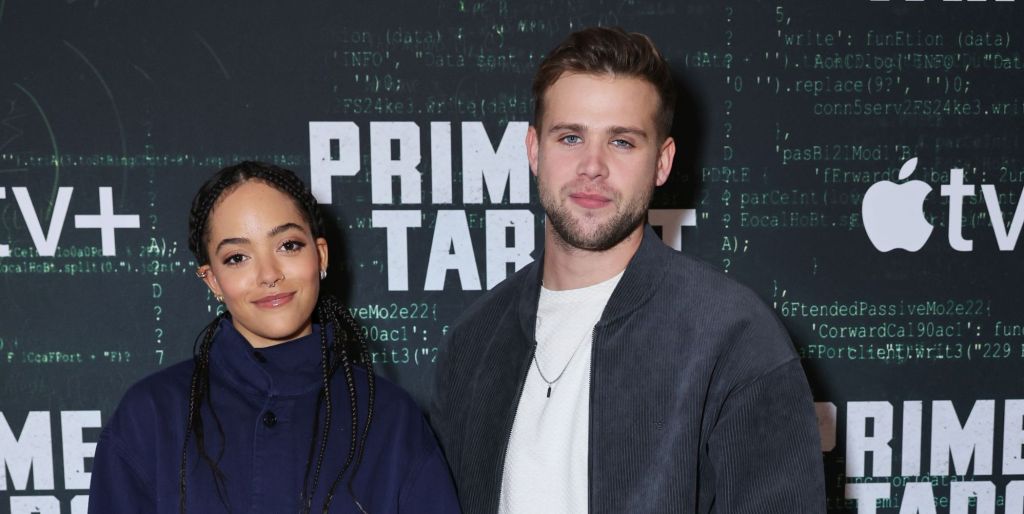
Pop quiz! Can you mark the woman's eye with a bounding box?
[281,240,306,253]
[223,254,247,266]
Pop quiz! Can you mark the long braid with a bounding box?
[342,306,375,511]
[178,329,207,514]
[178,313,228,513]
[318,296,361,513]
[194,318,231,510]
[301,302,335,514]
[320,296,375,514]
[299,385,324,513]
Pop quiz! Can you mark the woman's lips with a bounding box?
[569,193,611,209]
[253,292,295,308]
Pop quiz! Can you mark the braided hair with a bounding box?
[183,161,375,513]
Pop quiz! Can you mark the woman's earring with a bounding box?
[215,294,224,303]
[320,269,327,280]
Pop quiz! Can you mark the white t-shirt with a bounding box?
[498,271,623,514]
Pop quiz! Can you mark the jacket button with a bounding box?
[263,411,277,427]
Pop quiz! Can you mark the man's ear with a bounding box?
[655,136,676,187]
[526,124,540,177]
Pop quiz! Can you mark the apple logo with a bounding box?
[862,158,933,252]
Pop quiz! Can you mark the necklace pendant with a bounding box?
[546,386,552,398]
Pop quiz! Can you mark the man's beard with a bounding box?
[540,181,652,252]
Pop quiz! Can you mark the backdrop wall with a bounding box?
[1,1,1022,512]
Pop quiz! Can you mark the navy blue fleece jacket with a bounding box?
[89,319,459,513]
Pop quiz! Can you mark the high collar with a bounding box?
[518,224,670,341]
[209,318,326,397]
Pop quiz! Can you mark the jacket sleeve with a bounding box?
[398,443,462,513]
[87,430,155,514]
[705,358,826,513]
[427,326,460,474]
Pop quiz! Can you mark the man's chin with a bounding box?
[551,219,641,252]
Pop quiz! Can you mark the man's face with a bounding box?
[528,73,675,252]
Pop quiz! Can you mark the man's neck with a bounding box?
[541,224,644,291]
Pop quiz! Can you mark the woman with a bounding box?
[89,162,460,513]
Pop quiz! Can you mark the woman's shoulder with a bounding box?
[331,368,459,511]
[352,367,425,418]
[123,358,195,404]
[349,367,438,448]
[103,359,194,440]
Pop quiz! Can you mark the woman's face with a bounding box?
[197,180,328,348]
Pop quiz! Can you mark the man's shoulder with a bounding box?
[646,243,794,354]
[652,244,768,314]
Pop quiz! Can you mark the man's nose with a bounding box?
[577,142,609,180]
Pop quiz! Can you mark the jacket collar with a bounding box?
[518,224,670,340]
[209,318,326,397]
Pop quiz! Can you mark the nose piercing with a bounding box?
[263,275,284,287]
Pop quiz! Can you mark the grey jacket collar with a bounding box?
[517,224,669,339]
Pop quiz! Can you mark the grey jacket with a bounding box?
[430,226,826,513]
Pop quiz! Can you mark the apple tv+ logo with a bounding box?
[862,158,1024,252]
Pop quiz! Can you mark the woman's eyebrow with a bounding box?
[215,236,249,254]
[214,223,305,253]
[268,222,304,237]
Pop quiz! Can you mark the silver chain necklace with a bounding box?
[533,317,599,398]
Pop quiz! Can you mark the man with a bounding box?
[431,27,825,513]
